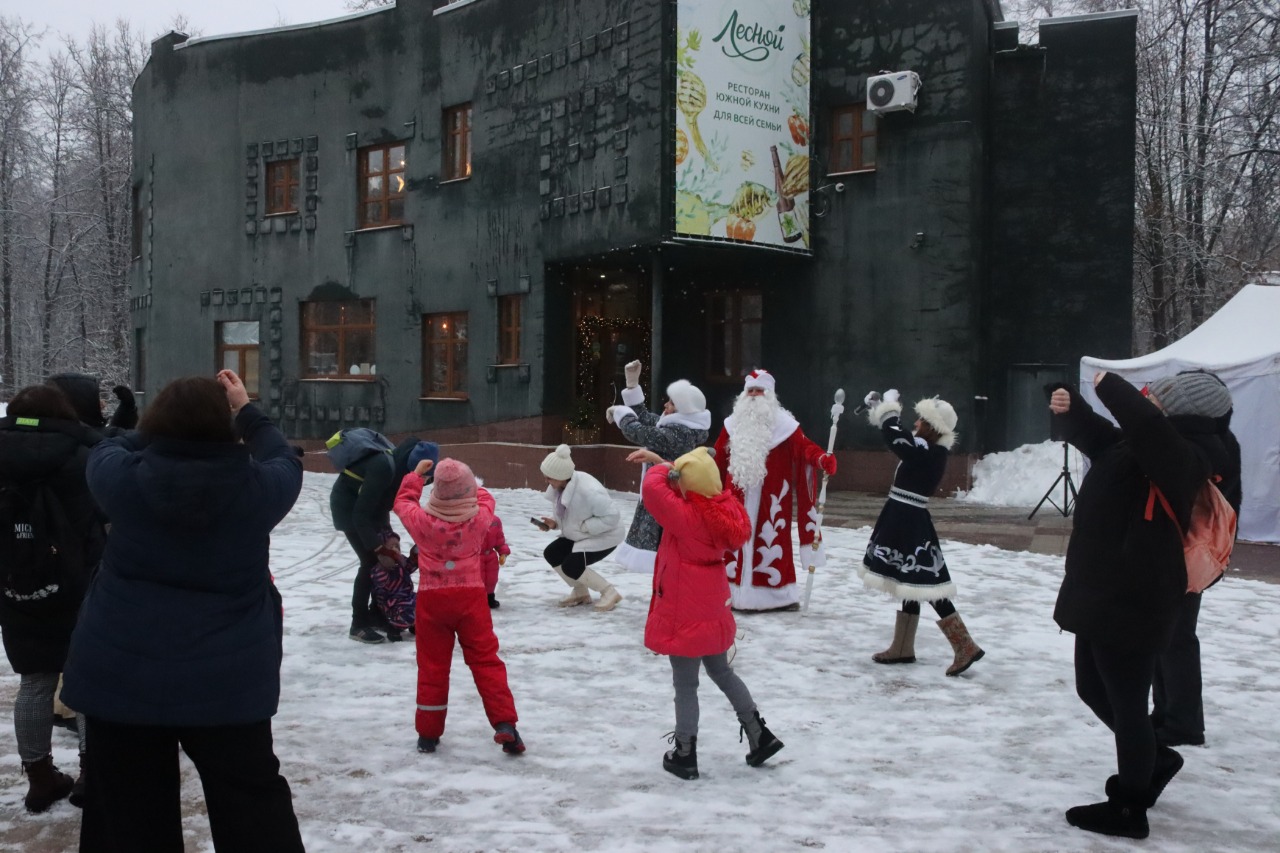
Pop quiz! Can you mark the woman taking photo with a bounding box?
[62,370,306,852]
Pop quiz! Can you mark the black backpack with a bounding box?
[0,478,80,609]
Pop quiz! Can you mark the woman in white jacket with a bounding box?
[537,444,626,611]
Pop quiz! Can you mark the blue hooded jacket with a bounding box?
[62,404,301,725]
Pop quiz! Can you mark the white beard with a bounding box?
[727,393,780,489]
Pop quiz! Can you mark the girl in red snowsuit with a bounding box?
[393,458,524,755]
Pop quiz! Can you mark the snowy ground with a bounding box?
[3,471,1279,852]
[955,440,1088,507]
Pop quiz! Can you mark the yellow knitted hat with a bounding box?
[672,447,721,498]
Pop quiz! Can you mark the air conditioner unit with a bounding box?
[866,71,921,114]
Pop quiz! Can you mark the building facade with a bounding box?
[130,0,1137,457]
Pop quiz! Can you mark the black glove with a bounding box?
[109,385,138,429]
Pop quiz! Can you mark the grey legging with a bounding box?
[15,672,87,762]
[669,652,756,740]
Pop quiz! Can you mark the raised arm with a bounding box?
[1095,373,1207,524]
[642,462,691,530]
[1048,382,1122,462]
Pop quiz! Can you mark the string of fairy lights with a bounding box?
[571,315,652,428]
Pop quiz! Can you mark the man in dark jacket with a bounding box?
[1145,371,1241,750]
[331,435,436,643]
[1049,371,1212,840]
[46,373,137,434]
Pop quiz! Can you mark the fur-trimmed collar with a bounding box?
[722,409,799,451]
[657,409,712,431]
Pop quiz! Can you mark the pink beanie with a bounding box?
[426,458,479,522]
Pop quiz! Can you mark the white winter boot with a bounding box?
[579,568,623,612]
[552,566,592,607]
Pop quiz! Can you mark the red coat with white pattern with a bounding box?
[713,419,825,609]
[643,464,751,658]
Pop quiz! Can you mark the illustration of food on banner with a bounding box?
[674,0,811,251]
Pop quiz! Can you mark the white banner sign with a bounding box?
[674,0,811,252]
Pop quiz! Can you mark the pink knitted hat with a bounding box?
[426,458,479,522]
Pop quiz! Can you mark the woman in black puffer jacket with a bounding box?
[1049,371,1219,841]
[0,385,104,812]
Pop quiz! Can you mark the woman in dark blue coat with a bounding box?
[1049,371,1213,841]
[0,384,104,812]
[62,370,305,853]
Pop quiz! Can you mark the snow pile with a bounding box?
[2,472,1278,852]
[956,440,1086,507]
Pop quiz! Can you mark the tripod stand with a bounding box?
[1028,441,1077,520]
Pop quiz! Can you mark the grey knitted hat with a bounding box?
[1148,371,1232,418]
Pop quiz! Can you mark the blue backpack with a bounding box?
[325,428,394,480]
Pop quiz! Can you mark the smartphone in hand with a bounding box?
[530,516,551,531]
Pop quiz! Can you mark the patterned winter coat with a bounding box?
[393,474,495,592]
[610,389,710,573]
[642,464,750,658]
[369,528,416,629]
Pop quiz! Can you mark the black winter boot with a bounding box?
[662,734,699,780]
[739,710,785,767]
[1066,783,1149,839]
[22,754,74,813]
[1106,745,1184,809]
[68,753,86,808]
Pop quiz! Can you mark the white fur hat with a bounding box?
[666,379,706,415]
[540,444,576,479]
[914,397,958,449]
[743,369,776,393]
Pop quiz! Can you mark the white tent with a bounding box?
[1079,283,1280,543]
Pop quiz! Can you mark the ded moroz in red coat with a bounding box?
[713,413,826,610]
[643,464,751,658]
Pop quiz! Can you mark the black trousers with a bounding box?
[902,598,956,619]
[542,537,615,580]
[80,717,305,853]
[344,530,378,628]
[1074,636,1158,793]
[1152,592,1204,741]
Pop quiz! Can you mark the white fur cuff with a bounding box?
[620,386,644,407]
[868,400,902,426]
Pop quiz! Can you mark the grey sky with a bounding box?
[16,0,359,52]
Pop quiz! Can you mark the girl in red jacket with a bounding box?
[638,447,784,780]
[393,458,524,755]
[480,516,510,609]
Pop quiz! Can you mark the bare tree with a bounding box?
[1005,0,1280,351]
[0,18,38,395]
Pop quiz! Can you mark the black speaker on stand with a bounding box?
[1029,383,1078,520]
[1028,440,1077,520]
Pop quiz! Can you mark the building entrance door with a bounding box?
[1006,363,1069,449]
[566,266,651,442]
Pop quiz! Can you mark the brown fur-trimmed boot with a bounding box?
[872,610,919,664]
[938,612,984,676]
[22,754,74,813]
